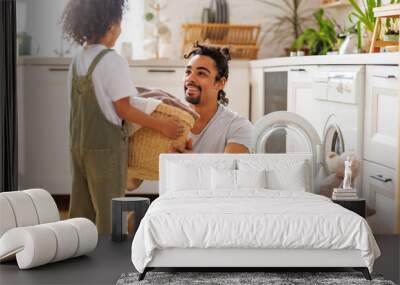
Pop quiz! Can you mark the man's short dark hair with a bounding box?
[62,0,127,46]
[184,42,231,106]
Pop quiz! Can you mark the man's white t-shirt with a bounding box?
[67,44,137,126]
[189,105,254,153]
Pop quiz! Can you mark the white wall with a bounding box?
[149,0,321,59]
[17,0,385,59]
[17,0,74,57]
[16,0,143,58]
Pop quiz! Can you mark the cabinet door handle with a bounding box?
[49,67,69,72]
[370,175,392,183]
[328,75,354,80]
[147,69,176,73]
[372,75,397,79]
[290,68,306,72]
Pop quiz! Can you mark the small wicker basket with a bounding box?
[127,103,195,182]
[182,23,261,59]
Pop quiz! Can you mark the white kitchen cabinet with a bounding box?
[20,65,71,194]
[287,66,326,149]
[130,67,186,101]
[130,64,250,119]
[363,160,397,234]
[287,66,316,115]
[250,67,264,123]
[224,65,250,119]
[364,65,400,169]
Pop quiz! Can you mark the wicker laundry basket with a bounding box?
[127,103,195,182]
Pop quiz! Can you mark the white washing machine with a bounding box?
[255,65,365,193]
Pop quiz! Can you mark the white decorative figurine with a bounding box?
[342,157,352,189]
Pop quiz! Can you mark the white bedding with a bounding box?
[131,190,380,273]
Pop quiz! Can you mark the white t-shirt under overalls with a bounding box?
[67,44,137,126]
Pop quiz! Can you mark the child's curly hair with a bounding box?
[62,0,128,46]
[184,42,231,106]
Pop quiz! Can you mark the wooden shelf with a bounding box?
[321,0,350,8]
[375,40,399,47]
[370,4,400,53]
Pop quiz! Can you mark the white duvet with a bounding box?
[131,190,380,273]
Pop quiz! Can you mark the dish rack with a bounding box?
[181,23,261,59]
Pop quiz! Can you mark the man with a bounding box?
[183,43,253,153]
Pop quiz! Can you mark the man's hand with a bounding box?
[169,139,193,153]
[224,143,249,153]
[159,117,184,139]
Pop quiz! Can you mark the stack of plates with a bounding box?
[203,0,229,24]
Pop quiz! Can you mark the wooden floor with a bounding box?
[1,235,399,285]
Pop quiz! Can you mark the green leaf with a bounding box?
[144,12,154,22]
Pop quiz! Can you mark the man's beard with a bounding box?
[184,85,202,105]
[185,94,201,105]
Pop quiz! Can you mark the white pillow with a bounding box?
[266,161,306,191]
[211,169,267,191]
[236,169,267,189]
[167,160,235,192]
[238,159,308,191]
[211,168,236,190]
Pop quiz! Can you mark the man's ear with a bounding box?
[216,77,227,90]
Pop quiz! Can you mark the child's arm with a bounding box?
[113,97,184,139]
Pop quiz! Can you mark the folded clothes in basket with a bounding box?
[126,88,198,188]
[136,87,199,120]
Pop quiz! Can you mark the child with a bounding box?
[62,0,183,234]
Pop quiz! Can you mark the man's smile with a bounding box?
[185,83,202,96]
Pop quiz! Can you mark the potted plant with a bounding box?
[383,0,400,42]
[292,9,337,55]
[143,0,171,59]
[347,0,382,52]
[384,20,399,42]
[254,0,315,55]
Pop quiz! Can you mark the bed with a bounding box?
[131,154,380,280]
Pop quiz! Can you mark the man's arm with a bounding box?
[224,143,249,153]
[224,116,254,154]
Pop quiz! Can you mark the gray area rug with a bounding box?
[116,271,396,285]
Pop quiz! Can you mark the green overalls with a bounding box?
[68,49,129,234]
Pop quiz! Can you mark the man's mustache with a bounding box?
[184,82,202,92]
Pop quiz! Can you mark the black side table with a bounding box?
[332,198,366,218]
[111,197,150,241]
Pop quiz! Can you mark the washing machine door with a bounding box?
[322,114,345,172]
[253,111,322,177]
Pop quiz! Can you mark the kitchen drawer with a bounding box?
[288,66,315,83]
[364,65,400,168]
[130,67,186,100]
[363,160,397,234]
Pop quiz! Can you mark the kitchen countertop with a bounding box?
[17,56,250,68]
[18,52,400,68]
[250,52,400,68]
